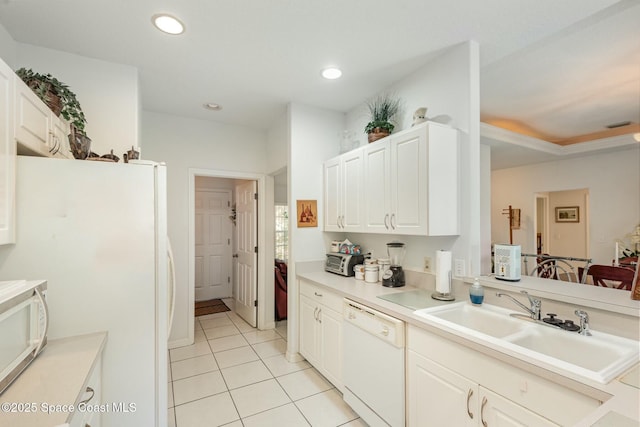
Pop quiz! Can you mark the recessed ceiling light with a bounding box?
[203,103,222,111]
[152,14,185,35]
[634,133,640,142]
[321,67,342,80]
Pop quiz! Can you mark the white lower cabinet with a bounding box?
[407,325,600,427]
[299,280,342,390]
[70,355,103,427]
[408,350,555,426]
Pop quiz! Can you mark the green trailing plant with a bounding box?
[364,93,401,134]
[15,68,88,135]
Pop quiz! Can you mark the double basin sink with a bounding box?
[413,301,639,384]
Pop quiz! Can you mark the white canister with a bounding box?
[354,264,365,280]
[377,258,391,281]
[364,258,378,266]
[330,241,341,253]
[364,265,379,283]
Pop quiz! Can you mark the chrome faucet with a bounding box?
[496,290,541,320]
[574,310,592,336]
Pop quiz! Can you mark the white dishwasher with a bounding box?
[343,299,405,427]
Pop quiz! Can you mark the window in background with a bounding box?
[275,205,289,261]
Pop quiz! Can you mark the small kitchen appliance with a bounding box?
[0,280,49,394]
[494,244,522,281]
[383,242,406,287]
[325,253,365,277]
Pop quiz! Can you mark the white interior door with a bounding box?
[234,181,258,326]
[194,190,232,301]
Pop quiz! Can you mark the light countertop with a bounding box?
[297,270,640,427]
[0,331,107,427]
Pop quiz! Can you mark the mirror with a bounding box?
[481,4,640,291]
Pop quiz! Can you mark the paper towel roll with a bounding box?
[435,250,452,294]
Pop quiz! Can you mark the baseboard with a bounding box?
[168,337,192,350]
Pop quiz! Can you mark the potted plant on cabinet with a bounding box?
[15,68,91,159]
[364,93,401,143]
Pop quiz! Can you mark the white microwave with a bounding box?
[0,280,49,394]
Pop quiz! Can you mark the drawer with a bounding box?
[299,280,342,312]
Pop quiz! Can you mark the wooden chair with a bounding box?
[579,265,636,291]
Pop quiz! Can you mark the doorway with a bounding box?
[188,168,273,345]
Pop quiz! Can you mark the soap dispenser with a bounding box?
[469,277,484,305]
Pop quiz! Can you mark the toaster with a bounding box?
[325,253,365,276]
[494,244,521,281]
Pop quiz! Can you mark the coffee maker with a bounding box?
[382,242,406,287]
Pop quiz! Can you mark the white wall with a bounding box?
[287,102,345,358]
[266,110,288,174]
[491,145,640,266]
[142,111,268,344]
[0,24,16,67]
[343,41,481,274]
[15,43,139,157]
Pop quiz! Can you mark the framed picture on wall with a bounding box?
[297,200,318,227]
[555,206,579,223]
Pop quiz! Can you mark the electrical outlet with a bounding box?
[423,257,432,272]
[454,259,466,277]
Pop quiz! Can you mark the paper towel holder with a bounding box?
[431,271,455,301]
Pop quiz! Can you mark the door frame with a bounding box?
[188,168,274,342]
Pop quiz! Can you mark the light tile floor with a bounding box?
[168,306,367,427]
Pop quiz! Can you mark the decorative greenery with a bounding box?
[15,68,88,135]
[364,93,401,134]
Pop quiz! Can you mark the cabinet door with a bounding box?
[14,78,52,156]
[407,350,477,427]
[319,306,342,390]
[51,115,71,159]
[323,158,341,231]
[0,59,15,245]
[390,127,427,234]
[479,387,558,427]
[363,140,391,232]
[341,150,363,232]
[299,295,319,365]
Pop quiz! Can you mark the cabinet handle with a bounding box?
[79,386,95,405]
[339,216,344,228]
[480,396,488,427]
[390,213,396,229]
[314,292,323,297]
[317,308,322,323]
[384,214,390,230]
[313,307,318,321]
[466,389,474,419]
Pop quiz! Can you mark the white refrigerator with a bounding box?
[0,156,168,427]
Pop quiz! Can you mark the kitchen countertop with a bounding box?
[297,270,640,427]
[0,331,107,427]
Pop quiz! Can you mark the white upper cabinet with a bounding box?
[14,76,71,159]
[0,57,15,245]
[323,149,364,232]
[344,121,459,236]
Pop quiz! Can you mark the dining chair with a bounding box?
[579,265,636,290]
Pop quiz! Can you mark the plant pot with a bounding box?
[367,127,390,143]
[68,131,92,160]
[25,80,63,117]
